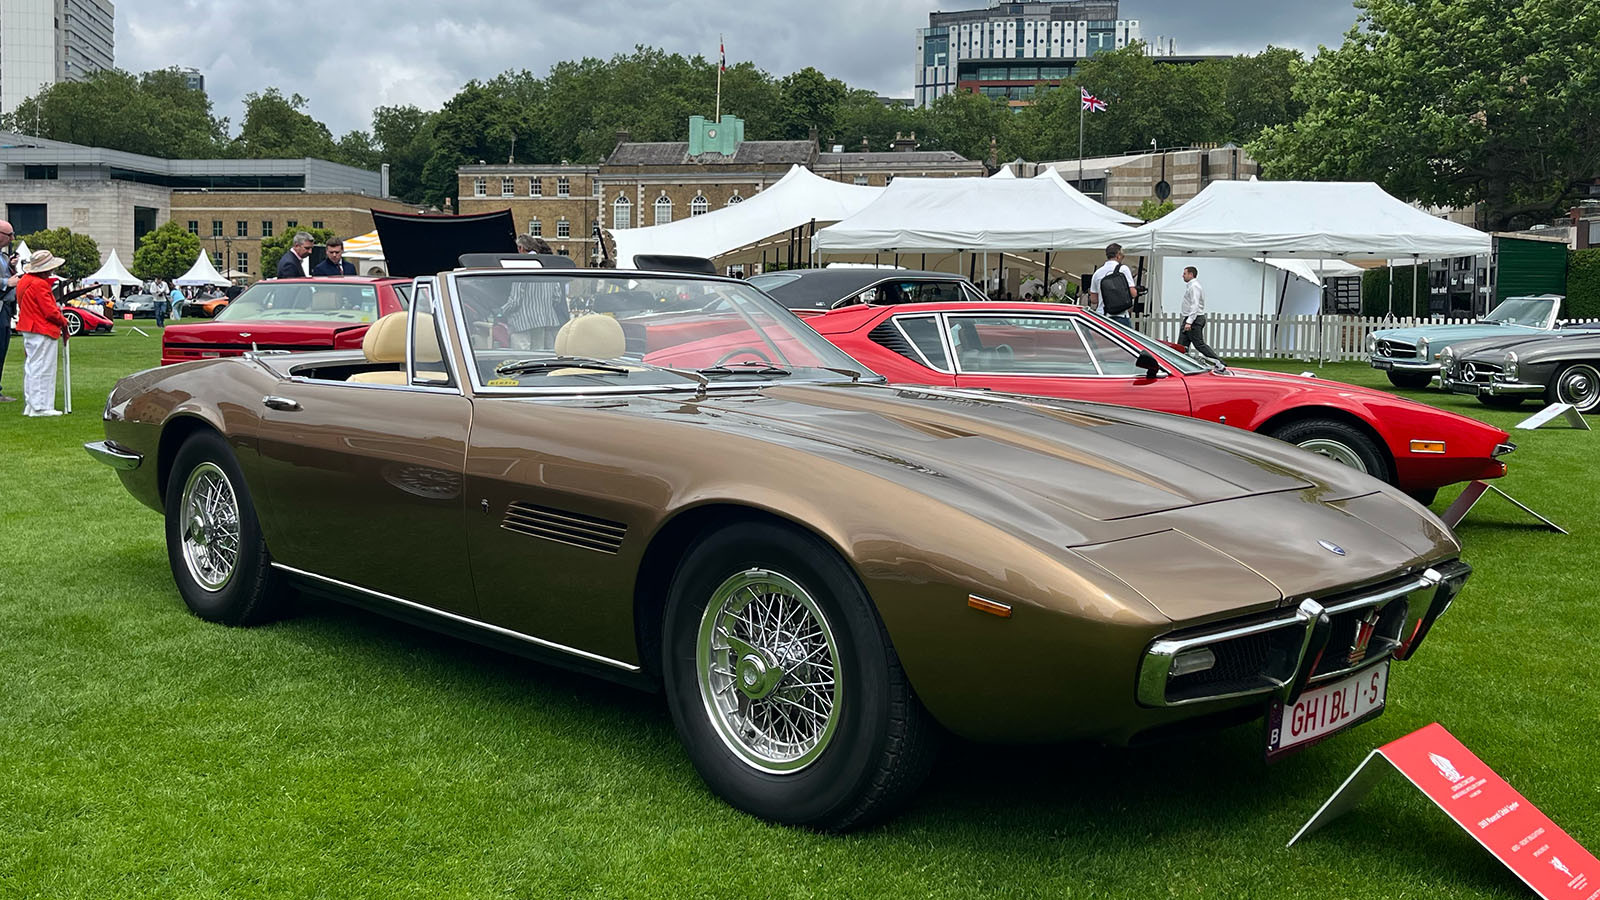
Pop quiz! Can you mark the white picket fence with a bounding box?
[1133,313,1600,362]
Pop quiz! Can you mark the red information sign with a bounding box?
[1291,723,1599,899]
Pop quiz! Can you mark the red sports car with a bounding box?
[808,302,1514,503]
[161,278,410,366]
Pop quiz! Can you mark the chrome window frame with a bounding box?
[887,313,954,373]
[407,276,461,392]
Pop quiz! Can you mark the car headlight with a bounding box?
[1504,351,1518,380]
[1366,333,1378,354]
[1440,346,1455,368]
[1418,337,1431,359]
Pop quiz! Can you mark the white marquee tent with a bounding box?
[612,165,882,268]
[814,175,1137,255]
[1034,167,1141,226]
[82,249,141,287]
[174,249,232,286]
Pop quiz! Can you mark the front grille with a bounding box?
[501,502,627,554]
[1165,628,1299,704]
[1458,361,1502,383]
[1309,598,1409,681]
[1378,341,1418,359]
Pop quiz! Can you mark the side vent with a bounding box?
[869,320,920,362]
[502,502,627,554]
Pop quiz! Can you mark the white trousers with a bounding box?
[22,332,58,414]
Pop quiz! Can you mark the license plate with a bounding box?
[1448,382,1480,395]
[1266,662,1387,759]
[1373,360,1394,370]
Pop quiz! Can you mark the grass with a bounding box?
[1,332,1595,899]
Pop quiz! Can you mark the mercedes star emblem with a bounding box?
[1319,540,1348,556]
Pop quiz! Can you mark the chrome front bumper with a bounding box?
[1370,356,1439,373]
[84,440,142,470]
[1137,561,1471,709]
[1443,377,1545,397]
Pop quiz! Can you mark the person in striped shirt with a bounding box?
[497,235,569,350]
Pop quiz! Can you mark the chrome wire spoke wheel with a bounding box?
[1556,364,1600,412]
[179,462,241,592]
[1297,438,1368,473]
[696,568,842,773]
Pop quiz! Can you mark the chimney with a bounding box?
[891,131,918,153]
[987,136,998,170]
[860,136,870,152]
[380,162,391,198]
[615,129,631,147]
[808,125,818,147]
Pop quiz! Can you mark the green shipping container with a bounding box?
[1495,236,1568,307]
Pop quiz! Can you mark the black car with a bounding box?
[748,268,989,312]
[1441,324,1600,413]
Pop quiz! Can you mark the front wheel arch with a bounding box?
[1256,406,1396,483]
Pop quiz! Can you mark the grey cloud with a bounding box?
[117,0,1360,138]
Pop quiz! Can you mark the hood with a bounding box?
[1460,330,1600,363]
[1374,323,1545,347]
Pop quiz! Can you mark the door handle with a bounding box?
[262,395,301,411]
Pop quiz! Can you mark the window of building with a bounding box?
[501,176,515,197]
[236,220,248,237]
[530,177,543,197]
[261,220,274,238]
[312,220,324,229]
[690,195,709,216]
[726,192,743,207]
[212,251,224,269]
[593,179,603,197]
[24,165,58,180]
[557,176,570,197]
[612,195,632,229]
[556,218,570,238]
[529,217,542,237]
[654,194,673,226]
[285,219,298,229]
[212,220,223,238]
[236,252,249,274]
[854,175,869,186]
[186,220,199,235]
[473,177,487,197]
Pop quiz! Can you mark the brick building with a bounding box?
[454,164,601,261]
[170,191,414,278]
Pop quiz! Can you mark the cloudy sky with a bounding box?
[117,0,1360,138]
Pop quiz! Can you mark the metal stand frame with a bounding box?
[1515,403,1591,431]
[60,334,72,414]
[1440,480,1566,534]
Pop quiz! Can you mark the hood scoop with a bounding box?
[502,502,627,554]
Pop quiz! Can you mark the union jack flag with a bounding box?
[1081,87,1107,112]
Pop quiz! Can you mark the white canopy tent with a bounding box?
[612,165,882,268]
[173,249,231,286]
[1034,167,1142,226]
[82,249,142,287]
[814,175,1137,255]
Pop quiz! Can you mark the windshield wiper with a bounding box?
[495,356,630,376]
[697,362,793,377]
[816,365,863,382]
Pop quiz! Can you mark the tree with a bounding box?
[132,221,202,281]
[775,67,848,141]
[1252,0,1600,229]
[234,88,338,159]
[372,105,437,203]
[20,227,100,280]
[1217,47,1306,143]
[1133,199,1176,222]
[830,91,916,152]
[334,130,381,170]
[259,227,335,277]
[918,90,1009,162]
[0,68,229,158]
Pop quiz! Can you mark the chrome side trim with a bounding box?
[270,563,642,672]
[84,440,142,470]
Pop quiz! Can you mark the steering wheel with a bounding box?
[992,344,1014,358]
[713,346,775,366]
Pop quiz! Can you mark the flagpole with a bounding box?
[1078,99,1085,187]
[715,34,724,121]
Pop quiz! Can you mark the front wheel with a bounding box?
[164,430,288,626]
[662,521,936,831]
[1266,418,1394,485]
[1547,362,1600,414]
[62,310,82,337]
[1386,370,1433,390]
[1476,394,1526,410]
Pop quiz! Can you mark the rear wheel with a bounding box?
[164,431,288,626]
[662,521,936,831]
[1547,363,1600,414]
[62,310,82,337]
[1476,394,1526,410]
[1386,370,1433,390]
[1266,418,1393,485]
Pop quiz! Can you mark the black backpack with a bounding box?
[1099,268,1134,315]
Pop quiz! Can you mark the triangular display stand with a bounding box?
[1440,481,1566,535]
[1516,403,1590,431]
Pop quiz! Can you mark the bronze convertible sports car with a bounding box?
[87,260,1472,829]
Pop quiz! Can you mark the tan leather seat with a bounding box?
[348,312,447,384]
[311,287,342,311]
[554,313,625,359]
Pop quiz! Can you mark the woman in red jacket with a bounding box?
[16,249,68,417]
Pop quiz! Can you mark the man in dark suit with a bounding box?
[276,231,314,279]
[312,237,357,276]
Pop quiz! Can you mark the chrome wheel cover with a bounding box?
[1297,438,1369,473]
[179,462,241,592]
[64,312,81,336]
[696,568,842,773]
[1556,364,1600,412]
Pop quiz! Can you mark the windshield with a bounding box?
[747,273,801,292]
[1082,309,1212,374]
[215,282,382,323]
[450,273,878,390]
[1484,297,1555,327]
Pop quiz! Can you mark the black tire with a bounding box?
[662,520,937,831]
[1476,394,1526,410]
[62,310,82,337]
[1406,488,1439,507]
[163,430,288,626]
[1546,362,1600,414]
[1386,370,1433,390]
[1266,417,1394,485]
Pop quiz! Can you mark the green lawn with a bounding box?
[2,333,1594,899]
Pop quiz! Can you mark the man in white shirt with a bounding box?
[1088,243,1138,327]
[1179,265,1221,362]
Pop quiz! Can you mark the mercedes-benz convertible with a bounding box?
[87,259,1472,829]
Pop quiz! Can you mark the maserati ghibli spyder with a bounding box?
[87,262,1471,829]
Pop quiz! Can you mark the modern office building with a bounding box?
[0,0,115,115]
[173,65,204,92]
[914,0,1141,107]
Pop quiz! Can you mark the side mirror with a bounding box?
[1136,351,1164,380]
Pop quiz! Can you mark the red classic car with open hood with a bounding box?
[160,277,410,365]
